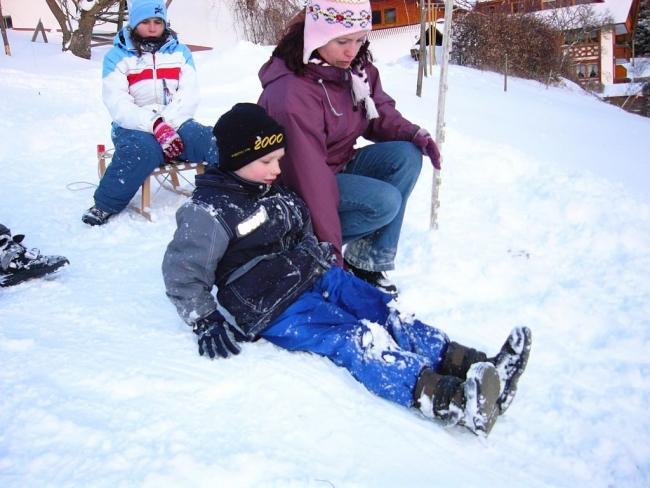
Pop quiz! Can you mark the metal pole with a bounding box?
[430,0,454,229]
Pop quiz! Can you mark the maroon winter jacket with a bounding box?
[258,57,420,265]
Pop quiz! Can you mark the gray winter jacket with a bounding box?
[162,169,333,337]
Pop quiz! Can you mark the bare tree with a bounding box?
[231,0,302,45]
[45,0,121,59]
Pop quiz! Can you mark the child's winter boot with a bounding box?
[0,232,69,287]
[489,327,532,414]
[438,327,532,415]
[414,362,500,436]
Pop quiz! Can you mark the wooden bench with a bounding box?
[97,144,206,220]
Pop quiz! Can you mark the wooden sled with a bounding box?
[96,144,206,221]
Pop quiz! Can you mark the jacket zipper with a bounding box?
[152,52,159,103]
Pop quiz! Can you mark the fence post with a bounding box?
[0,0,12,55]
[416,0,427,96]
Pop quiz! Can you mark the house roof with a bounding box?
[532,0,635,32]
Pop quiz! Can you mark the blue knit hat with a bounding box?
[129,0,167,28]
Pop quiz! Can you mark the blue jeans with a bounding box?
[338,141,422,272]
[261,266,449,407]
[94,119,218,213]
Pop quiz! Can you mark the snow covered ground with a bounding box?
[1,29,650,487]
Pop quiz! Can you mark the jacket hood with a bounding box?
[113,26,178,53]
[258,56,353,89]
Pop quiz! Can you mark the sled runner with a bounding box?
[96,144,206,221]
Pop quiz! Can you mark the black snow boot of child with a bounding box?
[438,327,532,415]
[489,327,532,414]
[414,362,500,436]
[0,232,69,287]
[438,341,489,379]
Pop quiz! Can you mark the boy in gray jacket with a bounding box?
[162,103,532,436]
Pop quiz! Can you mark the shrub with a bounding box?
[452,11,564,83]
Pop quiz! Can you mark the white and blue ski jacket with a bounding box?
[102,27,200,133]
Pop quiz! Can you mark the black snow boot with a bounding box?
[345,261,398,296]
[0,232,69,287]
[414,362,500,436]
[82,206,113,226]
[489,327,532,414]
[438,341,489,379]
[439,327,532,415]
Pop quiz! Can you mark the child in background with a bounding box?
[82,0,217,226]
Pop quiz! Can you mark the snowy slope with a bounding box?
[1,30,650,487]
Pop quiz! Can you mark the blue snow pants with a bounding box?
[261,266,449,407]
[94,119,218,213]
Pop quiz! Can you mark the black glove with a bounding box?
[193,310,250,359]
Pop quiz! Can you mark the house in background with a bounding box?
[372,0,425,29]
[371,0,452,29]
[473,0,642,87]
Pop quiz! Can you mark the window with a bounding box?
[384,8,396,24]
[372,10,382,25]
[576,64,599,79]
[542,0,557,9]
[511,1,524,13]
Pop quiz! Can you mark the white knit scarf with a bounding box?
[309,58,379,120]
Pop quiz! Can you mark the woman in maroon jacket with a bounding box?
[258,0,440,295]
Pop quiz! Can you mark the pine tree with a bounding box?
[635,0,650,57]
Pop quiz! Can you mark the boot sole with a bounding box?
[463,362,500,436]
[0,259,69,287]
[496,326,532,415]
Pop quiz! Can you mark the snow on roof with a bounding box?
[533,0,634,28]
[595,0,635,24]
[601,81,644,98]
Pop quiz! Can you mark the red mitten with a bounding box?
[412,128,441,170]
[153,120,184,161]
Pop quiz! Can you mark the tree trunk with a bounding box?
[46,0,119,58]
[69,9,98,59]
[44,0,72,49]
